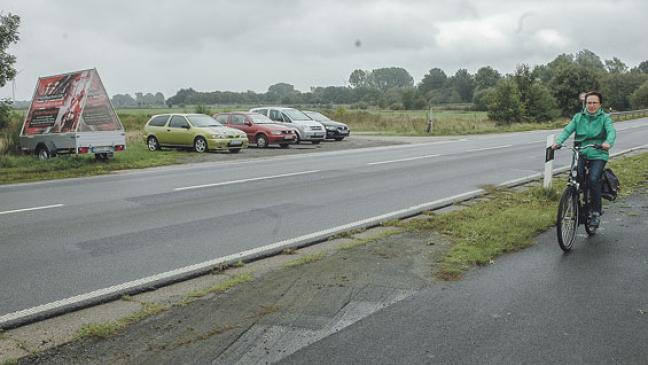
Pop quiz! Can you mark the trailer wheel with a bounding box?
[36,145,51,160]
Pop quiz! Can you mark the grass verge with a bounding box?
[74,302,169,340]
[399,151,648,280]
[185,273,254,299]
[283,253,326,268]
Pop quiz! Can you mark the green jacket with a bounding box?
[556,108,616,161]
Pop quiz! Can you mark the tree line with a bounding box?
[111,92,166,108]
[166,50,648,124]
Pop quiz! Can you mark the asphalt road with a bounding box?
[281,188,648,365]
[1,119,647,319]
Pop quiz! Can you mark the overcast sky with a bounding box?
[1,0,647,101]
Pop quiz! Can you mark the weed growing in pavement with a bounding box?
[337,229,402,250]
[282,248,297,255]
[1,358,18,365]
[283,253,326,268]
[74,302,169,340]
[233,260,245,268]
[185,273,254,299]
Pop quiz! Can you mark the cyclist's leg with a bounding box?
[588,159,607,214]
[577,157,587,190]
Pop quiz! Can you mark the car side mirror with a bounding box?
[245,121,252,126]
[183,125,190,129]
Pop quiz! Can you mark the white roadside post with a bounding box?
[543,134,555,189]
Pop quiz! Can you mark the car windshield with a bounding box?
[250,114,275,124]
[304,111,329,121]
[187,115,223,127]
[283,109,311,121]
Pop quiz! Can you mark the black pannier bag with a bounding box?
[601,168,620,201]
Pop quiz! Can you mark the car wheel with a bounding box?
[36,145,51,160]
[312,140,321,145]
[256,134,268,148]
[229,148,241,153]
[279,143,290,149]
[147,136,160,151]
[294,132,301,144]
[194,136,208,153]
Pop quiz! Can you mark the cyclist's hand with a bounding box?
[551,143,561,150]
[601,142,611,150]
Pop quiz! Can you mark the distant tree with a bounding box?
[166,88,196,107]
[636,60,648,73]
[0,13,20,89]
[267,82,297,102]
[630,80,648,109]
[472,87,495,111]
[513,64,535,106]
[370,67,414,92]
[605,57,628,74]
[603,72,648,110]
[418,68,447,96]
[474,66,501,90]
[575,49,606,72]
[448,68,476,102]
[400,87,418,110]
[348,69,370,88]
[111,94,137,108]
[487,79,524,124]
[532,64,552,83]
[525,83,559,122]
[0,13,20,130]
[550,64,601,116]
[154,92,165,105]
[547,53,574,73]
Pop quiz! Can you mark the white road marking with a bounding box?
[466,145,512,152]
[174,170,321,191]
[0,204,64,216]
[367,154,441,166]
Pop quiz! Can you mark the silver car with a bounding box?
[249,107,326,144]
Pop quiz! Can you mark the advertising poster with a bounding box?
[22,70,91,135]
[78,71,123,132]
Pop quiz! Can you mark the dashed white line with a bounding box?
[367,154,441,166]
[0,204,65,216]
[466,145,512,153]
[174,170,321,191]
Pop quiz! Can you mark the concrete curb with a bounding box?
[2,144,647,330]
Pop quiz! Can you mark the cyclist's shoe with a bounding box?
[590,212,601,227]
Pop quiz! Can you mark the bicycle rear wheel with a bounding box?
[557,187,579,252]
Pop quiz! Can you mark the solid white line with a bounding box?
[174,170,321,191]
[0,204,64,216]
[367,154,440,165]
[466,145,512,152]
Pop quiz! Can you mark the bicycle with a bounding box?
[556,144,603,252]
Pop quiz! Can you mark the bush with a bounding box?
[487,79,524,124]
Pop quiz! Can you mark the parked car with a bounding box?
[214,112,296,148]
[249,107,326,144]
[302,111,350,141]
[144,114,248,153]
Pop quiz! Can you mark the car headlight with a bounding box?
[271,131,282,135]
[211,133,226,139]
[326,126,337,131]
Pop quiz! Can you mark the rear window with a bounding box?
[148,115,169,127]
[283,109,311,121]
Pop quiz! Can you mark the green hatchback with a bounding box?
[144,114,249,153]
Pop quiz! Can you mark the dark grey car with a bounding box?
[303,111,350,141]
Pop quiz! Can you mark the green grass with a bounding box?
[283,253,326,268]
[185,273,254,299]
[0,143,182,184]
[399,151,648,280]
[74,302,169,340]
[320,108,569,136]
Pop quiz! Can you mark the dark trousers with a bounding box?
[578,158,606,214]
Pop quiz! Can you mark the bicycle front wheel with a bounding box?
[557,187,579,252]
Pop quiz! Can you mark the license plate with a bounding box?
[229,140,243,146]
[91,146,113,153]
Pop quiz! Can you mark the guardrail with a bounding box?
[610,109,648,120]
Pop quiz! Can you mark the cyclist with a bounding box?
[552,91,616,227]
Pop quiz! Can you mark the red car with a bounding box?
[214,112,297,148]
